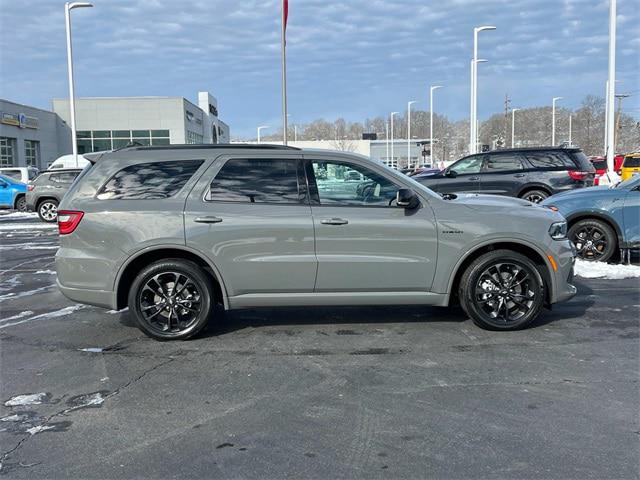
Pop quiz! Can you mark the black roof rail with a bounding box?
[121,143,301,152]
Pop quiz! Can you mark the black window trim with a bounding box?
[202,157,309,206]
[303,157,411,209]
[96,159,205,200]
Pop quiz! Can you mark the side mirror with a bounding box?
[396,188,420,209]
[445,169,458,178]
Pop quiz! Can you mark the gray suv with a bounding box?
[26,168,83,222]
[56,145,577,340]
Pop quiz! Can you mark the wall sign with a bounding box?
[0,112,38,129]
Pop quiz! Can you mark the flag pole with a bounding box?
[281,0,288,145]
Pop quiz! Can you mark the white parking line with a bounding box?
[0,305,86,329]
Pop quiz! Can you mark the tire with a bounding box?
[520,189,549,203]
[458,249,545,331]
[38,199,58,222]
[568,219,616,263]
[14,196,27,212]
[128,259,213,341]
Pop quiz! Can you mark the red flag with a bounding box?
[283,0,288,37]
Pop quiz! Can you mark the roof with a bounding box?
[117,143,301,152]
[482,146,582,153]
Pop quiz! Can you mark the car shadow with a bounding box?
[528,278,595,328]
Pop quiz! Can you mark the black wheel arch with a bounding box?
[13,193,25,209]
[517,184,552,198]
[565,212,622,246]
[36,196,59,209]
[448,241,553,307]
[115,246,228,311]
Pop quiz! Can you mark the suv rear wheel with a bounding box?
[520,189,549,203]
[128,259,213,341]
[459,249,545,330]
[14,195,26,212]
[38,199,58,222]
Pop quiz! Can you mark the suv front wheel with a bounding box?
[458,249,545,330]
[128,259,214,340]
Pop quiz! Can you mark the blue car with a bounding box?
[542,175,640,262]
[0,174,28,212]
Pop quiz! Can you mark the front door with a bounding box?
[623,187,640,247]
[437,155,483,194]
[306,157,438,292]
[0,178,10,207]
[184,155,317,296]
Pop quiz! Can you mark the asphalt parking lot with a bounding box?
[0,213,638,479]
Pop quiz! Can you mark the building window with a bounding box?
[75,129,171,153]
[186,131,203,144]
[25,140,40,167]
[0,137,16,167]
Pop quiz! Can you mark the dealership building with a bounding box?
[53,91,230,154]
[0,91,230,170]
[0,99,72,170]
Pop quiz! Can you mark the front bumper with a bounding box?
[548,239,577,304]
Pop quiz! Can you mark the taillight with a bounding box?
[27,184,34,191]
[57,210,84,235]
[567,170,590,181]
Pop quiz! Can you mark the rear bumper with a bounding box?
[57,279,116,310]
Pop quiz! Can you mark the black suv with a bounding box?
[413,147,595,203]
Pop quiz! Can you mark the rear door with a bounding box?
[479,152,527,196]
[184,155,317,296]
[305,155,438,292]
[623,183,640,247]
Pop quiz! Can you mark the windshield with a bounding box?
[616,175,640,190]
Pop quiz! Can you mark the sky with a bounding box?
[0,0,638,139]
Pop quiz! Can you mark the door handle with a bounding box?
[514,173,526,178]
[194,216,223,224]
[321,218,348,225]
[468,176,479,181]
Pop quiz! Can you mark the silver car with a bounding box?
[56,144,577,340]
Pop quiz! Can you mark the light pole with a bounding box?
[429,86,442,164]
[257,125,269,143]
[552,97,563,146]
[406,100,416,169]
[605,0,617,178]
[511,108,519,148]
[65,1,93,167]
[470,25,496,154]
[568,114,572,146]
[390,111,399,167]
[385,121,389,165]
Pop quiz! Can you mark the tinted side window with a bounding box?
[450,156,483,175]
[524,152,575,169]
[97,160,203,200]
[1,169,21,181]
[311,160,401,207]
[50,172,80,184]
[206,159,303,204]
[484,154,523,172]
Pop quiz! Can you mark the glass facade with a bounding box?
[0,137,16,167]
[76,129,171,153]
[24,140,40,167]
[186,131,204,144]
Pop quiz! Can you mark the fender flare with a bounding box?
[113,244,230,310]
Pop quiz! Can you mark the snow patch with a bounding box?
[0,245,58,250]
[35,270,56,275]
[0,212,39,219]
[0,305,85,329]
[0,311,34,323]
[79,347,104,353]
[4,393,49,407]
[575,259,640,280]
[0,223,57,230]
[26,425,56,435]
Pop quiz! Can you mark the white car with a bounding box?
[48,154,90,170]
[0,166,39,184]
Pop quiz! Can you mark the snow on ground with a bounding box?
[575,259,640,280]
[4,393,49,407]
[0,223,57,230]
[0,211,39,219]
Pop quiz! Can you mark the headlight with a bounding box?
[548,221,567,240]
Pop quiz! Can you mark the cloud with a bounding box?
[0,0,638,137]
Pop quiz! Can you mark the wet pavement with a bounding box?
[1,214,638,479]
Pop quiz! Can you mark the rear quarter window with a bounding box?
[623,156,640,168]
[524,151,576,169]
[96,160,203,200]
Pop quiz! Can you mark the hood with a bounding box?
[446,193,534,210]
[541,186,613,204]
